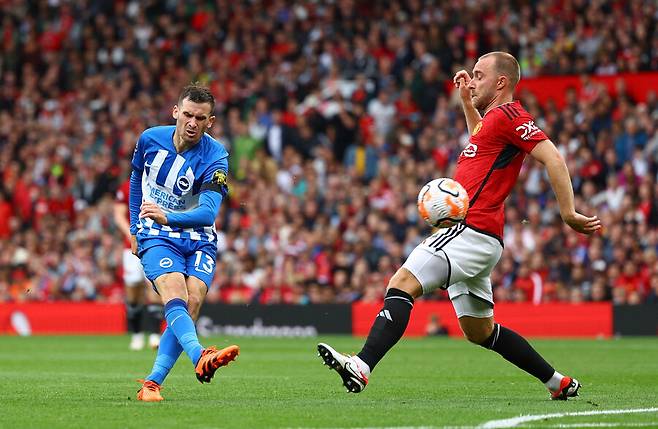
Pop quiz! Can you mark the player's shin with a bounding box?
[357,288,414,372]
[163,298,203,364]
[480,323,555,383]
[145,327,183,385]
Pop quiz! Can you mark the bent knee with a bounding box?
[388,268,423,298]
[459,316,494,345]
[463,330,490,345]
[155,273,188,302]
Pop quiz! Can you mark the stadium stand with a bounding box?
[0,0,656,305]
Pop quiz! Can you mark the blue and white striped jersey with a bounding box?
[130,125,229,243]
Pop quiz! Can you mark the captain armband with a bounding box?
[200,169,229,197]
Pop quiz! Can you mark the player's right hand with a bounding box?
[453,70,472,102]
[130,235,138,256]
[563,212,602,235]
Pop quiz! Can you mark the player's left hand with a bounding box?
[139,201,168,225]
[563,211,601,235]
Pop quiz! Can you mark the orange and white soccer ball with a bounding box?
[417,178,469,228]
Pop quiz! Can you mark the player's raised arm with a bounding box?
[453,69,482,135]
[530,139,601,235]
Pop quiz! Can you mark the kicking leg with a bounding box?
[155,272,204,365]
[186,276,239,384]
[140,277,228,399]
[140,278,210,395]
[139,273,198,401]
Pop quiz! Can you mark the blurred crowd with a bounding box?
[1,0,657,306]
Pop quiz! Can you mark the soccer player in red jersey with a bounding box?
[114,178,163,351]
[317,52,601,399]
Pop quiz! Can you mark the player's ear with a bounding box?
[172,104,179,120]
[207,115,215,130]
[497,76,507,90]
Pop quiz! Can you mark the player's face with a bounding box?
[468,57,498,111]
[172,98,215,144]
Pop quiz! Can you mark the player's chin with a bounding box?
[184,134,201,143]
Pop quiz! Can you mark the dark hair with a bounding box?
[178,84,215,113]
[480,51,521,88]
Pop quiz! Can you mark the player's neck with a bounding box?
[483,94,514,116]
[172,132,197,153]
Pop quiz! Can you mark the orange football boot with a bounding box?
[195,345,240,383]
[136,379,164,402]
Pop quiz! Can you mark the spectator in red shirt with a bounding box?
[0,191,14,240]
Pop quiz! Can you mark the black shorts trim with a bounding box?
[468,292,494,308]
[439,249,451,290]
[449,291,494,309]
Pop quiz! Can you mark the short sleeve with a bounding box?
[507,114,548,153]
[131,133,146,171]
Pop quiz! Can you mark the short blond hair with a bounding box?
[480,52,520,88]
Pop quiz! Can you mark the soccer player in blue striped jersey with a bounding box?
[131,85,239,402]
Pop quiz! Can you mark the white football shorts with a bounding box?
[402,223,503,318]
[123,248,146,286]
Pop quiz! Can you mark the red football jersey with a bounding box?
[454,101,548,241]
[116,179,131,249]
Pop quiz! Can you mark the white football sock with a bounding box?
[352,355,371,377]
[544,371,565,391]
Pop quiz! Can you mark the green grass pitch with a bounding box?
[1,335,657,428]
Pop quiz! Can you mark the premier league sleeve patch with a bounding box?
[201,169,229,196]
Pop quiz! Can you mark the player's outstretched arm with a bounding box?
[453,70,482,135]
[530,139,602,235]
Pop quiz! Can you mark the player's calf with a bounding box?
[480,323,582,400]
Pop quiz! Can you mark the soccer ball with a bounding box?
[417,178,469,228]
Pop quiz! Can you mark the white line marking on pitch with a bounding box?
[540,423,658,428]
[479,408,658,428]
[289,426,474,429]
